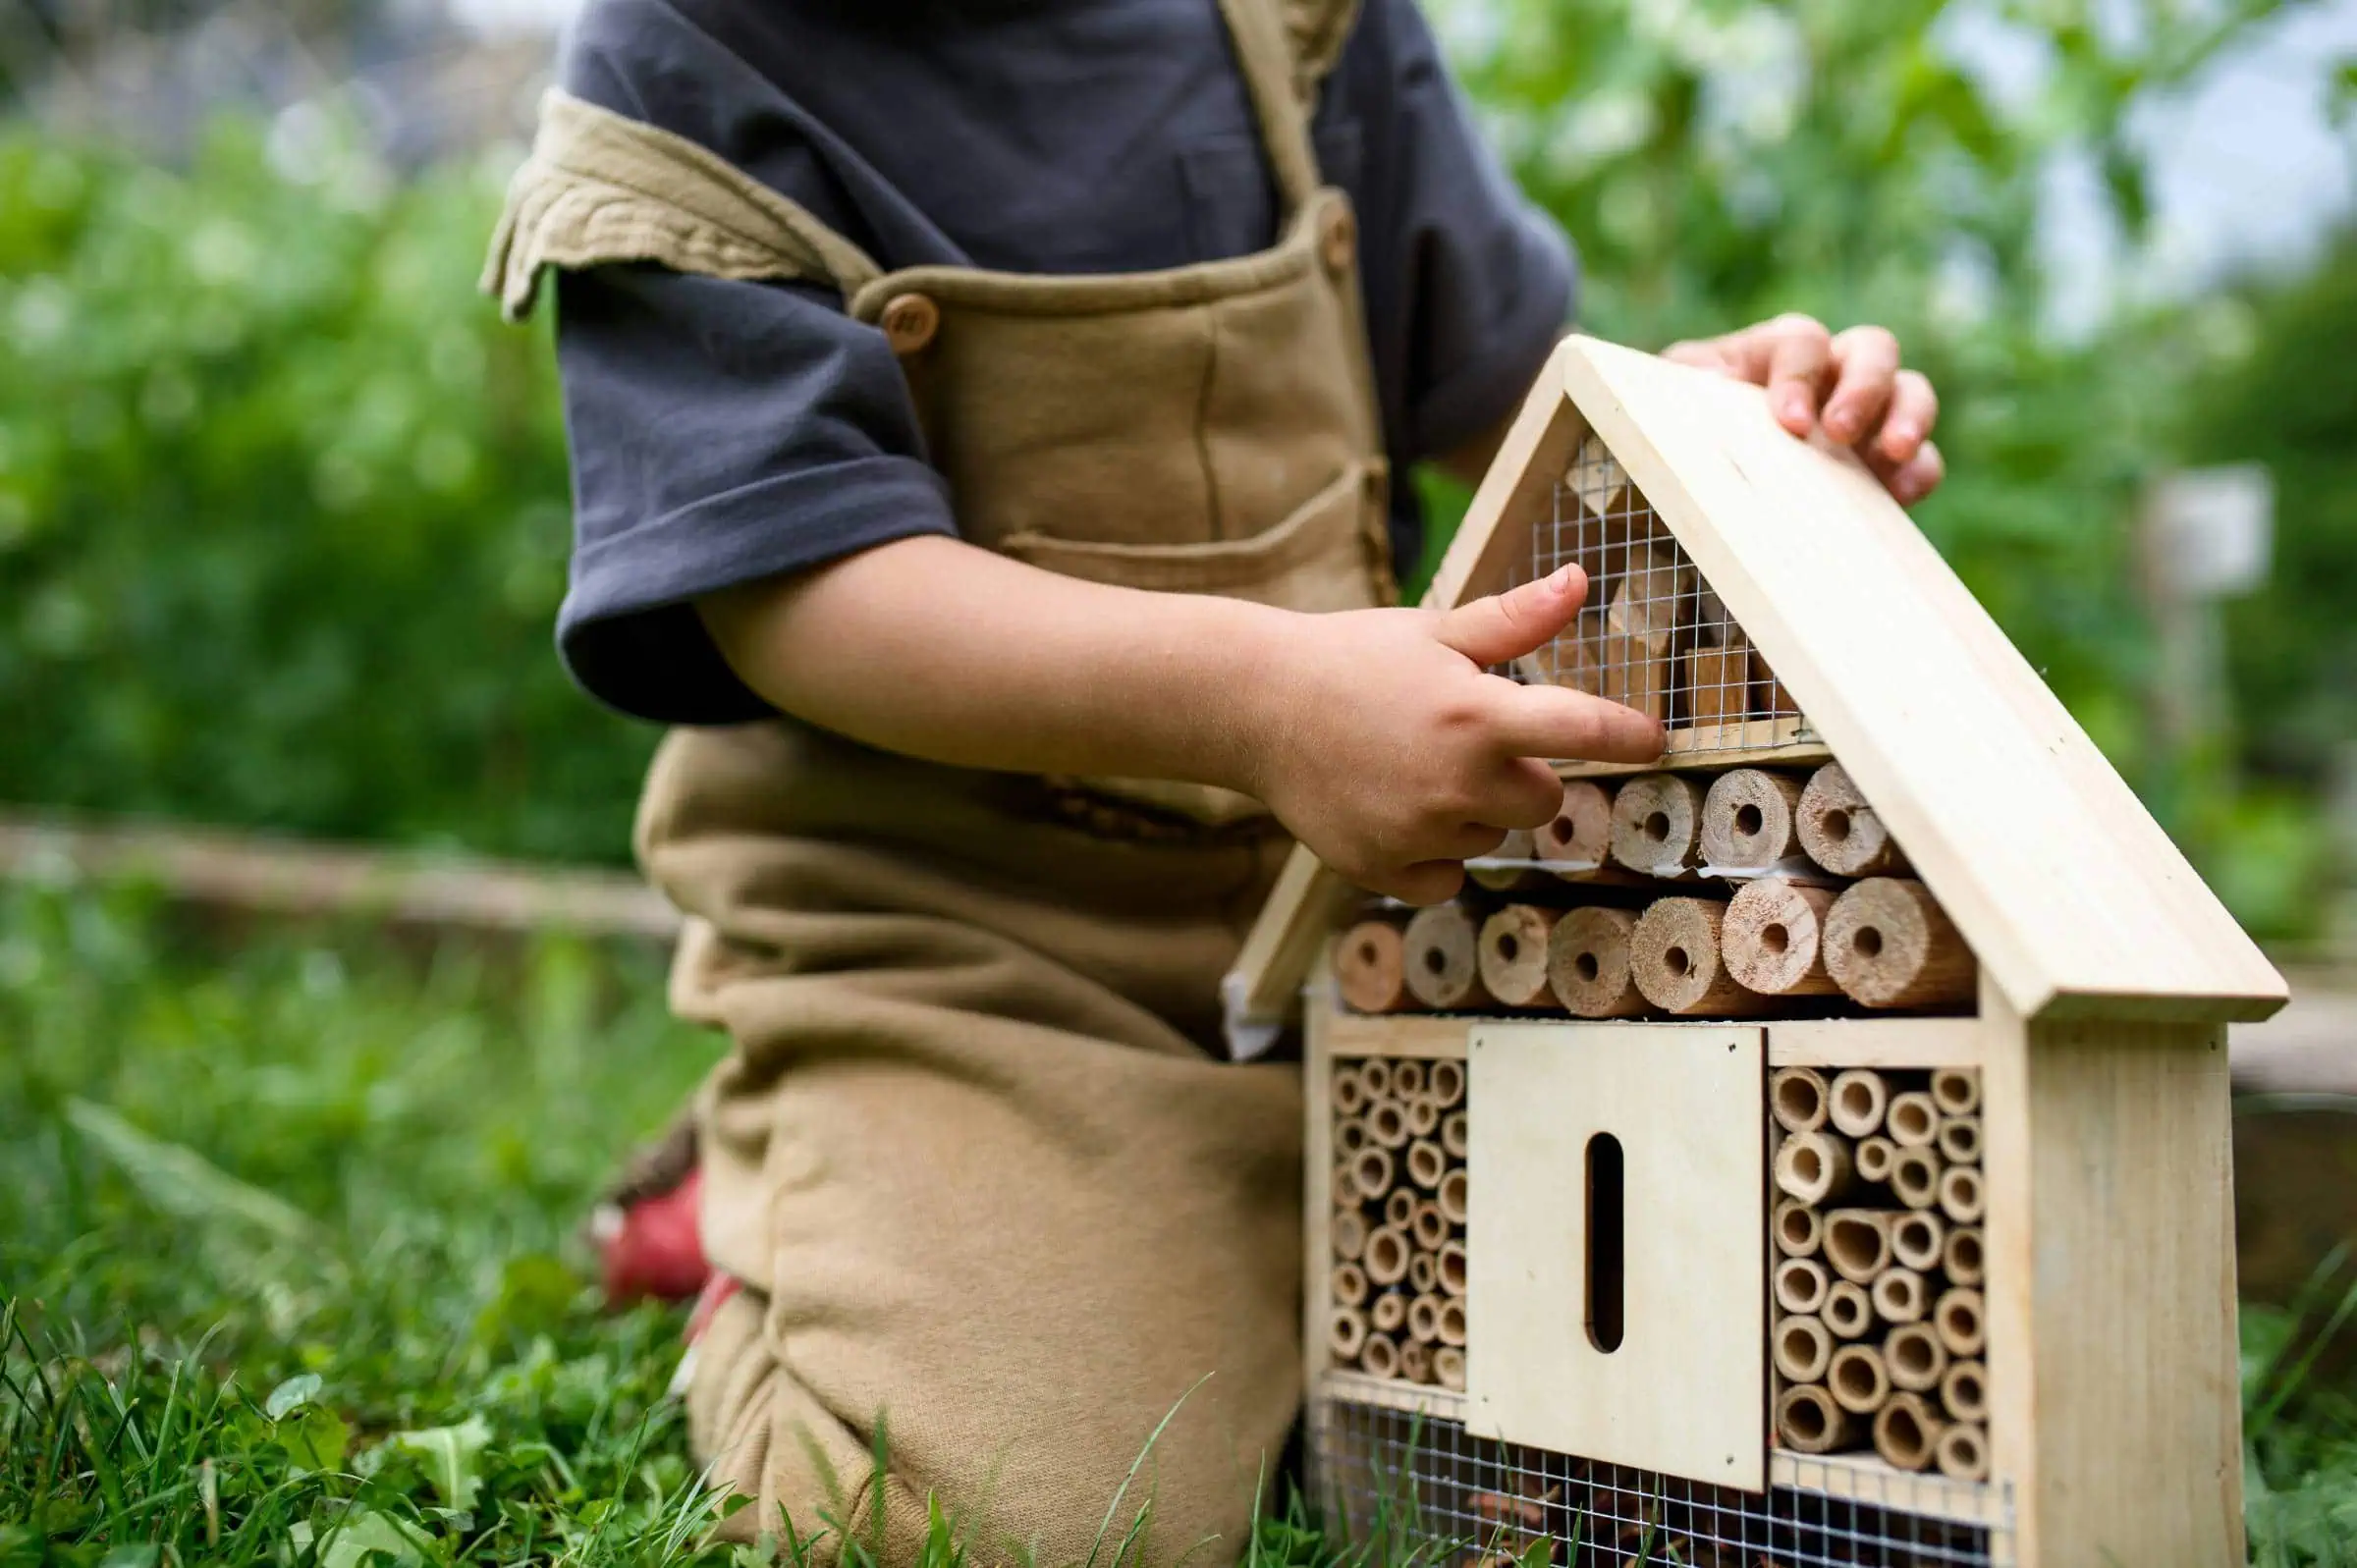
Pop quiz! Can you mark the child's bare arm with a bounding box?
[698,536,1660,902]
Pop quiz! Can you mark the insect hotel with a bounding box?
[1224,337,2287,1567]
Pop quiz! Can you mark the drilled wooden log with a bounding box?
[1771,1065,1832,1134]
[1609,773,1706,876]
[1724,879,1842,998]
[1336,920,1413,1013]
[1797,762,1911,876]
[1535,779,1615,869]
[1824,879,1977,1009]
[1546,905,1651,1018]
[1478,903,1561,1008]
[1468,828,1540,892]
[1700,769,1807,870]
[1631,896,1771,1016]
[1402,902,1493,1011]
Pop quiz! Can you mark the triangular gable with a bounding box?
[1224,336,2284,1045]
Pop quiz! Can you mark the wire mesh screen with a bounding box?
[1519,437,1811,755]
[1312,1390,2011,1567]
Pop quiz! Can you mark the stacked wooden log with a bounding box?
[1335,761,1973,1023]
[1327,1055,1469,1388]
[1769,1065,1990,1481]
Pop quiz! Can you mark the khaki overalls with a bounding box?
[485,2,1388,1558]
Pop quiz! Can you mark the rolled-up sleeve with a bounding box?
[552,265,958,724]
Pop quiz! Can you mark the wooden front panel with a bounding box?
[1465,1021,1766,1490]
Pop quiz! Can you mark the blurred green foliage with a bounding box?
[0,119,654,863]
[0,2,2350,932]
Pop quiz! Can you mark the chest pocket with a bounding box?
[1178,117,1365,264]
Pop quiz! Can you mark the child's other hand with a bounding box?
[1665,315,1945,506]
[1244,566,1663,904]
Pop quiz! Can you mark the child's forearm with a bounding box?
[697,534,1286,793]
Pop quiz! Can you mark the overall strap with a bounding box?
[1216,0,1332,217]
[481,89,886,322]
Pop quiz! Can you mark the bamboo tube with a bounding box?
[1438,1239,1467,1297]
[1384,1187,1416,1229]
[1468,828,1539,892]
[1936,1422,1990,1484]
[1609,773,1707,875]
[1774,1315,1835,1383]
[1770,1066,1832,1134]
[1871,1267,1930,1325]
[1824,1281,1873,1340]
[1438,1168,1468,1226]
[1405,1099,1440,1138]
[1885,1091,1937,1148]
[1941,1360,1990,1425]
[1535,779,1615,867]
[1478,904,1561,1008]
[1408,1252,1438,1295]
[1333,1063,1370,1117]
[1403,903,1493,1011]
[1797,763,1911,877]
[1333,1163,1361,1209]
[1931,1067,1981,1117]
[1545,905,1650,1018]
[1775,1257,1832,1316]
[1334,1116,1368,1156]
[1360,1331,1400,1380]
[1367,1101,1410,1151]
[1337,921,1413,1013]
[1631,896,1772,1016]
[1405,1139,1448,1191]
[1364,1225,1411,1286]
[1943,1226,1986,1287]
[1332,1210,1369,1263]
[1391,1060,1427,1101]
[1774,1198,1823,1259]
[1370,1291,1407,1333]
[1357,1058,1393,1100]
[1829,1070,1889,1138]
[1435,1346,1467,1391]
[1411,1200,1450,1250]
[1937,1114,1982,1165]
[1437,1297,1466,1347]
[1332,1260,1370,1308]
[1441,1110,1469,1160]
[1398,1339,1435,1385]
[1700,769,1807,870]
[1855,1136,1896,1184]
[1873,1392,1946,1473]
[1889,1211,1945,1273]
[1774,1129,1856,1206]
[1885,1323,1948,1393]
[1939,1165,1986,1224]
[1823,1210,1893,1283]
[1891,1147,1943,1212]
[1723,880,1842,998]
[1329,1306,1368,1362]
[1935,1288,1986,1358]
[1426,1058,1465,1108]
[1350,1147,1396,1199]
[1829,1343,1892,1415]
[1408,1293,1444,1345]
[1776,1384,1863,1454]
[1824,880,1976,1009]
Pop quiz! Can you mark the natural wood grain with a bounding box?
[1545,905,1650,1018]
[1631,896,1770,1016]
[1609,774,1706,875]
[1726,880,1842,998]
[1402,902,1492,1011]
[1328,1009,1469,1060]
[1826,879,1978,1009]
[1767,1016,1983,1067]
[1335,919,1412,1013]
[1534,779,1615,865]
[1477,904,1560,1007]
[1796,761,1912,877]
[1557,725,1827,780]
[1225,840,1356,1036]
[1701,768,1807,870]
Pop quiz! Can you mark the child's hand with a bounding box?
[1243,566,1663,904]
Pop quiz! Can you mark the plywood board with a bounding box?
[1465,1021,1765,1489]
[1328,1009,1472,1060]
[1558,338,2284,1024]
[1767,1016,1982,1068]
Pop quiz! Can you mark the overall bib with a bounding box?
[485,2,1388,1558]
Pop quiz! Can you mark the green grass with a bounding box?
[3,880,2354,1565]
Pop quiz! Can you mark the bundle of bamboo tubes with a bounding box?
[1327,1054,1470,1388]
[1769,1064,1990,1481]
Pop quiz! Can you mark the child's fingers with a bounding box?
[1484,680,1666,767]
[1822,326,1900,445]
[1382,859,1468,907]
[1433,566,1591,668]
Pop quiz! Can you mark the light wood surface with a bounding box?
[1302,944,1338,1389]
[1464,1020,1765,1489]
[1327,1009,1470,1060]
[1335,919,1411,1013]
[1764,1450,2005,1529]
[1224,840,1355,1039]
[1557,725,1828,780]
[1767,1016,1983,1067]
[1556,337,2283,1023]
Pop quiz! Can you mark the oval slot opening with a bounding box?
[1585,1131,1625,1354]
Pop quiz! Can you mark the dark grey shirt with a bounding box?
[553,0,1576,722]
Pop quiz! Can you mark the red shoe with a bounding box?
[588,1115,712,1306]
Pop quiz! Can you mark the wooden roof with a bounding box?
[1225,336,2285,1042]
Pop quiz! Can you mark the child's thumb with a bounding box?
[1434,566,1590,668]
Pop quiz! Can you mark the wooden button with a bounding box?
[1321,206,1356,273]
[880,293,939,353]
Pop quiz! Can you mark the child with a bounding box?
[485,0,1944,1557]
